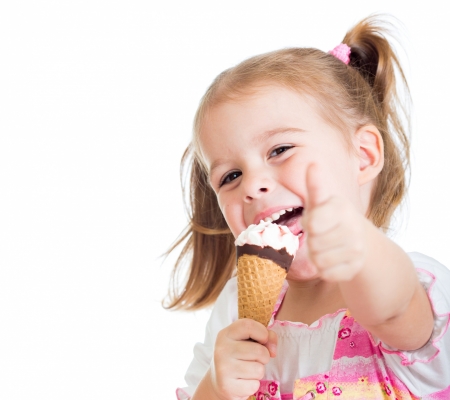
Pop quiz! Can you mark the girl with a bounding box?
[167,16,450,400]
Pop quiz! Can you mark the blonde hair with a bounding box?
[165,15,411,311]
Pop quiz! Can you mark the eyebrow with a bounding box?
[254,126,307,145]
[209,126,307,177]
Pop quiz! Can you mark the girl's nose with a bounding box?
[242,173,272,203]
[245,187,268,203]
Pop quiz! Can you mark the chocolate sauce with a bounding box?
[236,244,293,272]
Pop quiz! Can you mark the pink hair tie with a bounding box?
[329,43,351,65]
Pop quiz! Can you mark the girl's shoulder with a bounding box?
[407,252,450,315]
[408,252,450,276]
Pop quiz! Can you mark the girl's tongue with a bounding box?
[280,217,302,236]
[275,207,303,236]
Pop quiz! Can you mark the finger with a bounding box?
[320,262,360,282]
[305,163,330,210]
[264,330,278,358]
[307,218,344,253]
[305,198,341,237]
[309,242,348,269]
[229,318,270,344]
[230,359,266,380]
[233,340,271,365]
[309,245,362,280]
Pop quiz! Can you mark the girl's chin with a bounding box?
[287,243,318,280]
[287,270,319,281]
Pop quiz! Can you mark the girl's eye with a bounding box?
[270,145,293,157]
[220,170,242,187]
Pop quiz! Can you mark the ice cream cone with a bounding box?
[235,220,299,327]
[235,221,299,400]
[237,254,287,327]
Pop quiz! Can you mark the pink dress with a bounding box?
[176,253,450,399]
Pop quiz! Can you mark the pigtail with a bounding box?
[343,15,411,229]
[164,145,236,311]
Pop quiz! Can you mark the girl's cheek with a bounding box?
[219,202,241,237]
[218,197,229,217]
[281,157,307,187]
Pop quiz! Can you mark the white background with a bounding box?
[1,1,449,399]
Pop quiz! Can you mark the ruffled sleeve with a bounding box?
[374,252,450,396]
[176,277,238,399]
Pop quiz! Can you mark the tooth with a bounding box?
[279,210,286,215]
[287,208,293,212]
[271,213,280,221]
[264,217,273,223]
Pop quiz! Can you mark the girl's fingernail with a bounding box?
[269,344,277,356]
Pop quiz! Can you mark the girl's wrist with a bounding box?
[191,369,222,400]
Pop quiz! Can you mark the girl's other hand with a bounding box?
[209,318,277,400]
[303,163,368,282]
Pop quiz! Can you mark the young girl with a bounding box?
[167,16,450,400]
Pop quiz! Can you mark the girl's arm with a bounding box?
[191,369,221,400]
[338,219,434,351]
[303,165,434,351]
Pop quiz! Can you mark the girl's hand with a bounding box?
[209,318,277,400]
[302,164,369,282]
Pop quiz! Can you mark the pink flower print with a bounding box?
[332,387,342,396]
[257,392,265,400]
[316,382,327,394]
[324,374,329,379]
[384,383,392,395]
[349,341,355,348]
[338,328,351,339]
[268,382,278,396]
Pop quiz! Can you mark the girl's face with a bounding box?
[199,85,366,280]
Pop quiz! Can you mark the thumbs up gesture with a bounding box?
[302,164,368,281]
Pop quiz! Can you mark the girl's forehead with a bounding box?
[199,86,324,137]
[196,88,325,162]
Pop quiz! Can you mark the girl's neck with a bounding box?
[275,279,347,325]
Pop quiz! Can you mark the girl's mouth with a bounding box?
[264,206,304,237]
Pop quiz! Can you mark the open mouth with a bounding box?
[263,206,304,236]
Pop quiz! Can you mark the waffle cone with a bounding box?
[237,254,287,327]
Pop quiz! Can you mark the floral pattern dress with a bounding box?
[176,253,450,400]
[250,311,427,399]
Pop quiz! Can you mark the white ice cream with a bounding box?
[235,220,299,256]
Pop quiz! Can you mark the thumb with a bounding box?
[265,330,278,358]
[305,163,330,210]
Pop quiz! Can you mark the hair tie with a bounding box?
[329,43,351,65]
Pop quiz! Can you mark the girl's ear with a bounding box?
[355,125,384,186]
